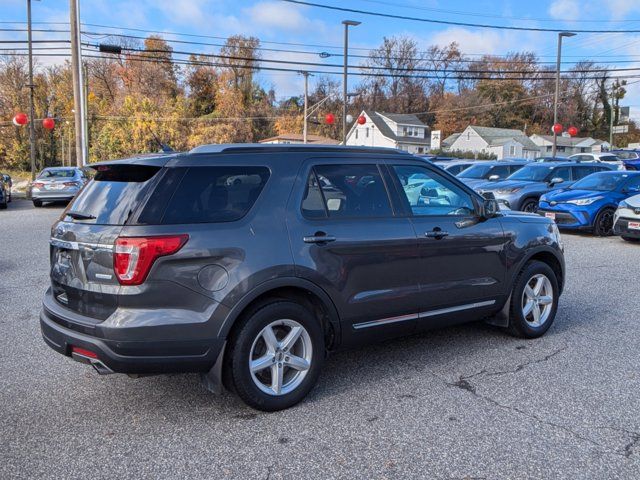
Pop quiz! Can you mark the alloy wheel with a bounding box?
[249,319,312,396]
[521,274,554,327]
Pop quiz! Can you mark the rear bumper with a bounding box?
[31,192,76,202]
[40,292,224,374]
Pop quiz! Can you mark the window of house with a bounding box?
[403,127,407,136]
[509,145,516,156]
[366,127,369,138]
[355,129,358,139]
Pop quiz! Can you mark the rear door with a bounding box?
[287,158,421,342]
[49,163,164,320]
[385,162,507,323]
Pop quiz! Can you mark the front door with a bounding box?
[286,159,421,344]
[385,163,508,325]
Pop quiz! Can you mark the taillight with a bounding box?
[64,181,80,187]
[113,235,188,285]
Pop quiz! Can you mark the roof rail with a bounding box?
[188,143,409,156]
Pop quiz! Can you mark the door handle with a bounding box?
[425,229,449,239]
[303,234,337,244]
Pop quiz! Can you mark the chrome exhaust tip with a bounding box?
[71,352,114,375]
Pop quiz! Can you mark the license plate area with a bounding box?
[545,212,556,220]
[628,221,640,230]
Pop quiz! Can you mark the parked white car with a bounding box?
[613,193,640,242]
[568,152,624,170]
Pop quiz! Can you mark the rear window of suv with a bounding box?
[66,164,161,225]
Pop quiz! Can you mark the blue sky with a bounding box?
[3,0,640,118]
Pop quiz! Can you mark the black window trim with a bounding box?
[300,161,397,221]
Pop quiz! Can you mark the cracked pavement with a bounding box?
[2,199,640,479]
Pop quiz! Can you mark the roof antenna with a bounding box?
[145,125,174,153]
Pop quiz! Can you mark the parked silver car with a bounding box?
[28,167,89,207]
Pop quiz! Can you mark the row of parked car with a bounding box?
[0,172,12,209]
[423,154,640,239]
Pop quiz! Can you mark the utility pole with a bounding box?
[552,31,576,157]
[70,0,86,166]
[26,0,36,180]
[342,20,360,145]
[609,89,615,149]
[301,71,309,144]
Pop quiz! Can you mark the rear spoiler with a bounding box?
[90,153,178,170]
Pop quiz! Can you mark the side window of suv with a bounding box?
[391,165,475,216]
[574,166,597,179]
[551,167,572,181]
[302,164,393,219]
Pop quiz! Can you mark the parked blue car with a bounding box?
[611,149,640,171]
[457,160,528,189]
[476,162,614,212]
[538,171,640,235]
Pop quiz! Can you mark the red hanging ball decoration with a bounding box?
[552,123,563,135]
[567,126,578,137]
[42,117,55,130]
[12,112,28,126]
[357,115,366,125]
[325,113,335,125]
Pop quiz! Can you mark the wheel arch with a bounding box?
[218,277,342,352]
[515,247,565,294]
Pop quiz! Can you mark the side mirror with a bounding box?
[482,198,500,218]
[488,174,500,181]
[549,177,564,186]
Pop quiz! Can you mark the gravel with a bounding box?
[1,198,639,479]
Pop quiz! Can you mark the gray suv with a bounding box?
[41,145,565,411]
[477,161,614,212]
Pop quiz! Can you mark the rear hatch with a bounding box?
[49,161,167,320]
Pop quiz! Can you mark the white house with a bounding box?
[345,111,431,154]
[529,134,610,156]
[446,126,540,160]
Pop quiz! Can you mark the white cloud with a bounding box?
[548,0,581,22]
[429,27,507,55]
[243,1,327,35]
[607,0,640,20]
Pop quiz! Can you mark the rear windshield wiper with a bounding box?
[66,210,96,220]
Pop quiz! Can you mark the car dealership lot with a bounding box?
[1,199,639,479]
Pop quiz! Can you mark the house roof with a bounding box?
[532,134,601,148]
[259,133,340,144]
[442,133,461,146]
[377,112,425,126]
[469,126,539,150]
[361,110,431,145]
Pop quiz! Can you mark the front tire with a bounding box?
[520,198,538,213]
[33,199,42,208]
[227,301,325,411]
[507,260,559,338]
[593,208,616,236]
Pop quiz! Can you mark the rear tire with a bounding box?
[0,201,6,210]
[226,301,324,411]
[521,198,538,213]
[33,200,42,208]
[507,260,559,339]
[593,208,615,236]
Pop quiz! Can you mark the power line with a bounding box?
[283,1,640,33]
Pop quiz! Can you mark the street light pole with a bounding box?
[26,0,36,180]
[342,20,360,145]
[301,71,309,144]
[552,31,576,157]
[70,0,86,166]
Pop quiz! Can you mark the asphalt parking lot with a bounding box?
[1,198,639,479]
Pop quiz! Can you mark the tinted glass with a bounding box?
[623,175,640,191]
[301,170,327,219]
[570,172,628,191]
[458,164,491,179]
[67,165,161,225]
[574,166,597,179]
[161,166,269,224]
[551,167,571,181]
[313,164,392,218]
[616,151,639,160]
[509,165,555,182]
[38,168,76,179]
[392,165,474,216]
